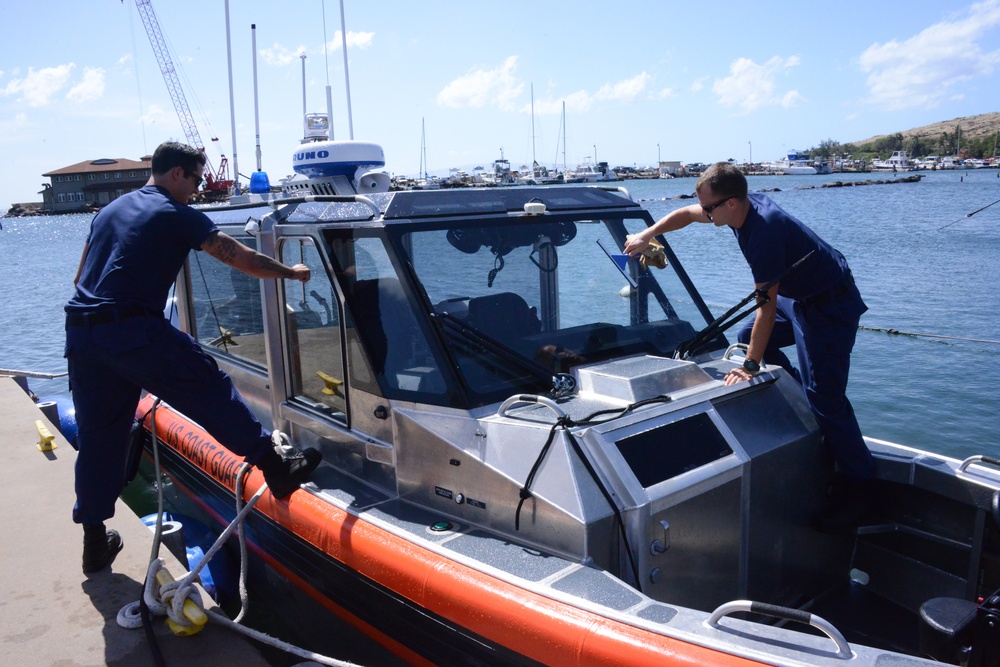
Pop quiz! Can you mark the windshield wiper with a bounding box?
[431,311,576,397]
[674,250,814,360]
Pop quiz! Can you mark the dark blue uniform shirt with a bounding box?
[66,185,217,314]
[735,193,850,300]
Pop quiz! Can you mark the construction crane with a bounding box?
[134,0,233,199]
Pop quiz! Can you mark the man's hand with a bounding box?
[724,367,755,385]
[623,233,650,257]
[289,263,311,283]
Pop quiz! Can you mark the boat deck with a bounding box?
[0,377,270,667]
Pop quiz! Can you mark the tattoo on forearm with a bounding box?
[251,253,293,277]
[206,233,238,263]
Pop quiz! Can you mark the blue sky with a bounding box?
[2,0,1000,209]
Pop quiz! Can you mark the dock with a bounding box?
[0,377,272,666]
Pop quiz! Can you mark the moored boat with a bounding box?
[134,115,1000,666]
[774,150,817,175]
[872,150,915,172]
[565,161,618,182]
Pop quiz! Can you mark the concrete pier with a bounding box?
[0,377,271,666]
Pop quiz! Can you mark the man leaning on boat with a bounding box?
[64,141,322,574]
[624,162,876,532]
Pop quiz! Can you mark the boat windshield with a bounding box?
[393,213,722,400]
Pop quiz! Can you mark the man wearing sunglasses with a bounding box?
[624,161,873,532]
[65,141,322,573]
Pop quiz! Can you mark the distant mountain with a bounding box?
[851,112,1000,146]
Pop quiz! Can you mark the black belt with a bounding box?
[66,305,159,327]
[799,273,854,306]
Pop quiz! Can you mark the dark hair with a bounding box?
[696,162,748,199]
[151,141,207,176]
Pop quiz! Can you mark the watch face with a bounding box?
[743,358,760,373]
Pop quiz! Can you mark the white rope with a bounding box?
[115,402,366,666]
[0,367,68,379]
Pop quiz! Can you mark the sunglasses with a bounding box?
[184,171,204,187]
[702,196,733,221]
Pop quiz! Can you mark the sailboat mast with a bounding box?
[420,118,425,178]
[530,83,536,167]
[562,101,567,173]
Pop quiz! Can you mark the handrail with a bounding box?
[958,455,1000,473]
[706,600,853,659]
[722,343,749,361]
[498,394,567,420]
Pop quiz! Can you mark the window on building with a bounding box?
[75,193,84,202]
[75,175,82,181]
[114,172,122,179]
[88,174,96,180]
[57,194,65,203]
[103,173,110,180]
[56,176,63,183]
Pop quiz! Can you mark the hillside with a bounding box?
[851,112,1000,146]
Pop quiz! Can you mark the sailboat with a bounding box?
[415,117,440,189]
[517,85,562,185]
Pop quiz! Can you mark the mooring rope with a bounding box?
[0,368,68,379]
[859,325,1000,345]
[116,400,365,667]
[938,196,1000,231]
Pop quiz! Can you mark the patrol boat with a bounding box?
[136,114,1000,666]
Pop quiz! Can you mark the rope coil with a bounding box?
[117,399,364,667]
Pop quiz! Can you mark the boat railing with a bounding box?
[706,600,853,659]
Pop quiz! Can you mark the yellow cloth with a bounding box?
[640,238,668,269]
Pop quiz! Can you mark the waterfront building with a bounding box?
[41,156,151,213]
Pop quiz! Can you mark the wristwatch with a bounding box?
[742,358,760,374]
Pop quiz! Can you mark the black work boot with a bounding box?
[82,523,124,573]
[257,435,322,499]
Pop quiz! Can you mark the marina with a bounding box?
[3,0,1000,663]
[5,138,999,665]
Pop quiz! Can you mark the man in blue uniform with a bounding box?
[66,142,322,573]
[624,162,875,529]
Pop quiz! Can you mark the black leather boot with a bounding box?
[82,523,124,573]
[257,445,322,499]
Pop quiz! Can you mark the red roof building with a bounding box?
[41,156,152,213]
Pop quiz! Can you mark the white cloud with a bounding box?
[712,56,803,114]
[323,30,375,52]
[0,63,76,107]
[260,43,308,67]
[650,87,675,100]
[595,72,651,102]
[67,67,106,104]
[858,0,1000,110]
[690,76,708,93]
[437,56,524,111]
[139,103,178,128]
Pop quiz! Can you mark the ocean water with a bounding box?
[1,169,998,462]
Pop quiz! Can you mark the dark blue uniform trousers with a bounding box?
[66,315,272,525]
[737,286,875,481]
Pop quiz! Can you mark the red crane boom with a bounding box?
[134,0,233,197]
